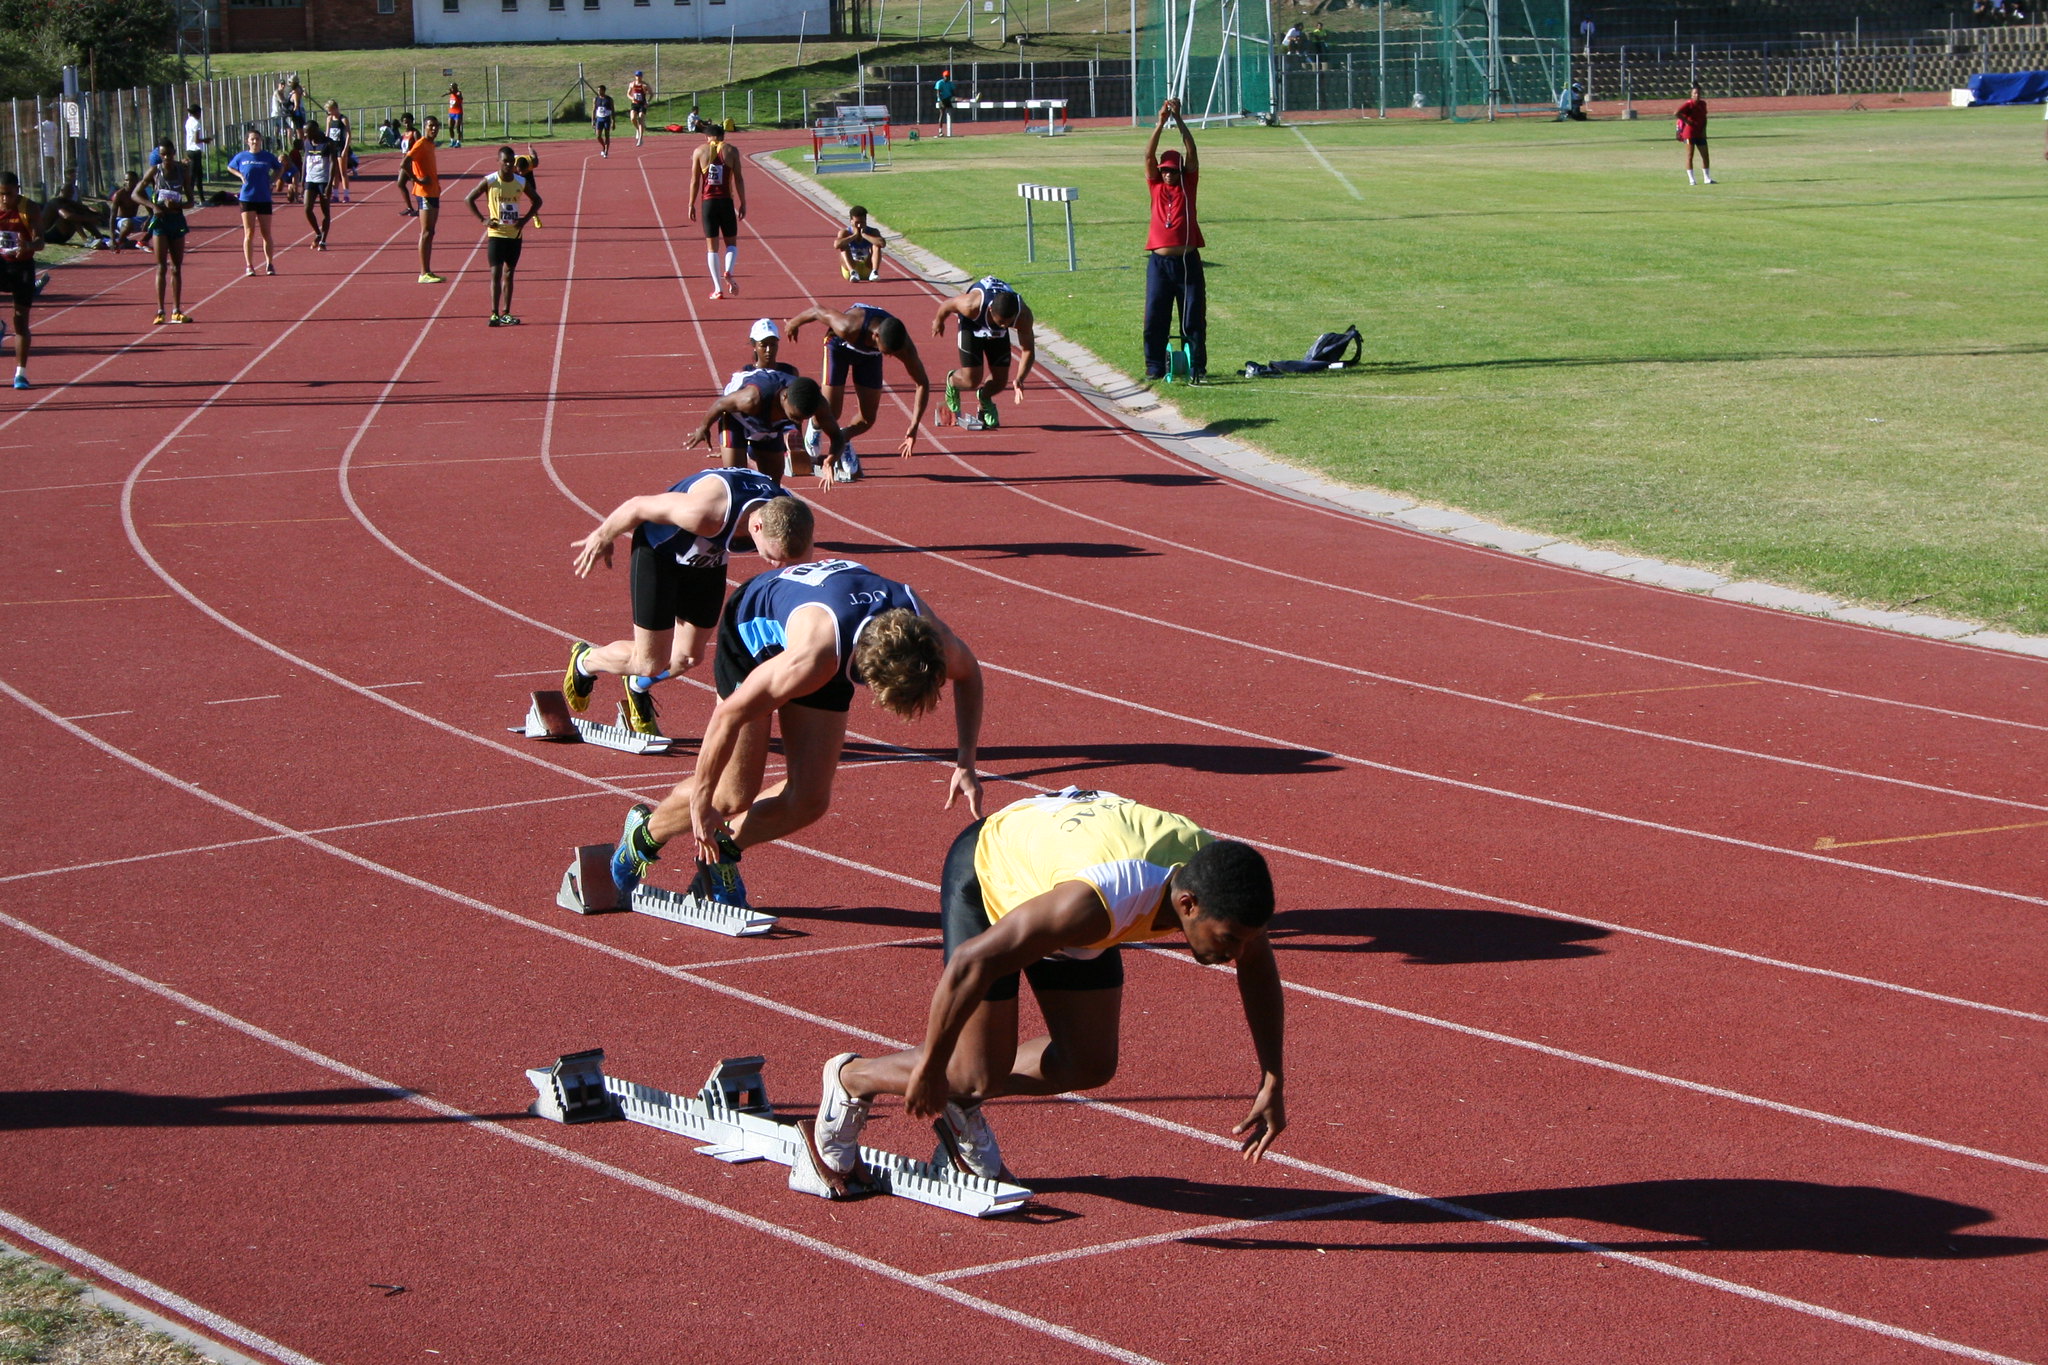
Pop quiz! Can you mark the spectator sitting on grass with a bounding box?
[37,184,110,250]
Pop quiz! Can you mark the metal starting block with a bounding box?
[510,690,673,754]
[525,1053,1032,1218]
[556,844,779,935]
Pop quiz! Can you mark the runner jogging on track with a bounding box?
[138,139,193,325]
[592,86,616,157]
[565,474,813,738]
[690,123,746,298]
[932,275,1034,431]
[608,557,985,912]
[466,145,542,326]
[0,173,43,389]
[785,301,931,481]
[800,787,1284,1190]
[628,72,652,147]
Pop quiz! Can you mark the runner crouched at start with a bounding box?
[799,787,1285,1189]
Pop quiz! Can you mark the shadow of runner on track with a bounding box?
[0,1088,528,1129]
[1167,1179,2048,1259]
[915,471,1221,488]
[1268,907,1610,964]
[953,741,1342,781]
[818,540,1160,562]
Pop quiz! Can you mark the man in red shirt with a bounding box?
[1143,99,1206,382]
[1676,84,1714,184]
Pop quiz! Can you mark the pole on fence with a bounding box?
[1377,2,1386,115]
[654,45,661,99]
[747,89,754,124]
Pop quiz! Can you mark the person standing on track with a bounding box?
[299,123,337,250]
[1143,98,1207,383]
[932,275,1035,431]
[834,204,886,281]
[785,301,932,481]
[592,85,617,158]
[323,100,354,203]
[182,104,210,197]
[467,145,541,327]
[0,173,43,390]
[934,69,957,136]
[446,83,465,149]
[799,787,1285,1190]
[689,123,745,299]
[607,557,986,913]
[396,115,421,216]
[628,71,652,147]
[1677,84,1714,185]
[566,474,814,738]
[139,138,193,325]
[687,368,843,482]
[227,129,283,277]
[514,145,543,228]
[400,116,445,284]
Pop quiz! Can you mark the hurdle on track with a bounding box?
[1018,183,1079,271]
[811,104,893,173]
[963,98,1069,135]
[526,1051,1032,1218]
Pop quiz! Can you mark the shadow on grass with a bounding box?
[1268,906,1609,963]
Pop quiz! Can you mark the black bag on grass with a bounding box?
[1243,324,1363,378]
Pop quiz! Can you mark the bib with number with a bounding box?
[0,231,21,258]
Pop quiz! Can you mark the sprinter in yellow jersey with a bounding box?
[797,787,1284,1192]
[465,145,541,326]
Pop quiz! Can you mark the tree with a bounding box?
[0,0,177,91]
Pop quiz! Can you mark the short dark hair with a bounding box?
[783,376,824,417]
[0,172,17,190]
[987,288,1021,323]
[186,104,200,116]
[874,316,909,353]
[1179,840,1274,928]
[849,204,868,217]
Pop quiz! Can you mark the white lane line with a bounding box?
[202,695,281,705]
[60,710,133,720]
[1291,126,1364,200]
[0,1208,325,1365]
[495,668,562,678]
[0,914,1163,1365]
[8,673,2041,1185]
[932,1193,1393,1281]
[772,170,2048,738]
[1,854,2031,1365]
[362,680,423,690]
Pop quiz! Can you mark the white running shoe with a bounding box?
[803,422,824,466]
[834,443,862,483]
[1702,174,1716,184]
[813,1052,870,1175]
[940,1101,1005,1179]
[709,286,725,300]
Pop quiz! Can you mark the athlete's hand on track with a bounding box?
[944,766,984,818]
[682,426,708,451]
[1233,1079,1286,1161]
[896,433,917,460]
[1010,381,1026,405]
[569,529,615,577]
[903,1061,950,1122]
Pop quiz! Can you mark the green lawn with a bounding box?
[784,107,2048,632]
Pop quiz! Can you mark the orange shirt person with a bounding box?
[399,117,444,283]
[446,84,465,148]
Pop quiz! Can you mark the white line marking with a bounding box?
[0,1208,325,1365]
[362,680,423,690]
[59,710,132,720]
[202,695,281,705]
[676,934,940,972]
[1291,126,1364,200]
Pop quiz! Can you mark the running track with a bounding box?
[1,132,2044,1365]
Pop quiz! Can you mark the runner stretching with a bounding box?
[628,71,652,147]
[467,145,541,326]
[226,130,282,276]
[592,85,616,158]
[1677,84,1714,184]
[399,116,444,283]
[688,368,843,483]
[608,558,985,911]
[0,173,42,389]
[138,139,193,324]
[566,474,813,738]
[800,787,1284,1190]
[834,205,886,281]
[786,301,931,481]
[932,276,1035,431]
[689,124,745,298]
[299,123,337,250]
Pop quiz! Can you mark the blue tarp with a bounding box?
[1968,70,2048,105]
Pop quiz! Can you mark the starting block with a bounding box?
[510,690,672,755]
[525,1052,1032,1218]
[557,844,778,936]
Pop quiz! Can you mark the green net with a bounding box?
[1132,0,1274,124]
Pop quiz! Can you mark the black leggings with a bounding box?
[939,819,1123,1002]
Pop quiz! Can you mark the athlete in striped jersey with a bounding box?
[566,468,813,736]
[786,301,932,479]
[931,275,1035,431]
[798,788,1284,1189]
[609,558,984,909]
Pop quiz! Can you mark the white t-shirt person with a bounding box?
[184,113,206,154]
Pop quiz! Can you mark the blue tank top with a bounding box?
[727,559,923,687]
[726,368,798,442]
[839,304,896,355]
[643,467,787,567]
[966,276,1019,339]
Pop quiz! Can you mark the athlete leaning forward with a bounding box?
[932,274,1035,432]
[691,357,844,487]
[565,472,813,739]
[798,786,1285,1191]
[608,557,985,911]
[785,300,931,483]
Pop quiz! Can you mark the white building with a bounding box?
[416,0,830,45]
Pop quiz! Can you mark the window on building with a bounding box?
[503,0,517,9]
[443,0,457,11]
[377,0,395,12]
[583,0,598,8]
[549,0,564,9]
[229,0,304,8]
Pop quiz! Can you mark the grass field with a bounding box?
[784,107,2048,633]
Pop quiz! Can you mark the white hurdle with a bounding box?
[1017,182,1079,271]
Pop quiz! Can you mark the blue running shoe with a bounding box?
[691,831,749,908]
[611,803,657,899]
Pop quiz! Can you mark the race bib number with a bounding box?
[158,188,184,209]
[778,559,857,586]
[705,163,727,187]
[306,153,329,180]
[0,231,20,258]
[498,199,521,225]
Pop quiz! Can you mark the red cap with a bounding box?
[1158,149,1183,166]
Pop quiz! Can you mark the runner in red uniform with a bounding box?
[0,172,43,389]
[690,124,746,299]
[1676,84,1714,185]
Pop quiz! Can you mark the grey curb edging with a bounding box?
[0,1236,265,1365]
[753,152,2048,663]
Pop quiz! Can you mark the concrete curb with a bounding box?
[754,151,2048,663]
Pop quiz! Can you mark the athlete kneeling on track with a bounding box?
[800,787,1285,1188]
[608,558,985,912]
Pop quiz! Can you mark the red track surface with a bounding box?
[2,131,2044,1365]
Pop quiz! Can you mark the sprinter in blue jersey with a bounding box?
[687,369,843,485]
[786,301,932,480]
[931,275,1036,432]
[611,558,985,908]
[565,471,814,736]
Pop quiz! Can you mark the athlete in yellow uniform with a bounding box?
[465,145,541,326]
[800,787,1285,1192]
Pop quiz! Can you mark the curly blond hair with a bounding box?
[851,608,947,718]
[753,496,814,561]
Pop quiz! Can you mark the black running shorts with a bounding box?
[0,261,35,310]
[955,327,1012,371]
[824,338,884,390]
[629,527,727,632]
[701,197,738,239]
[241,200,273,216]
[713,601,855,713]
[487,235,523,268]
[939,820,1125,1003]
